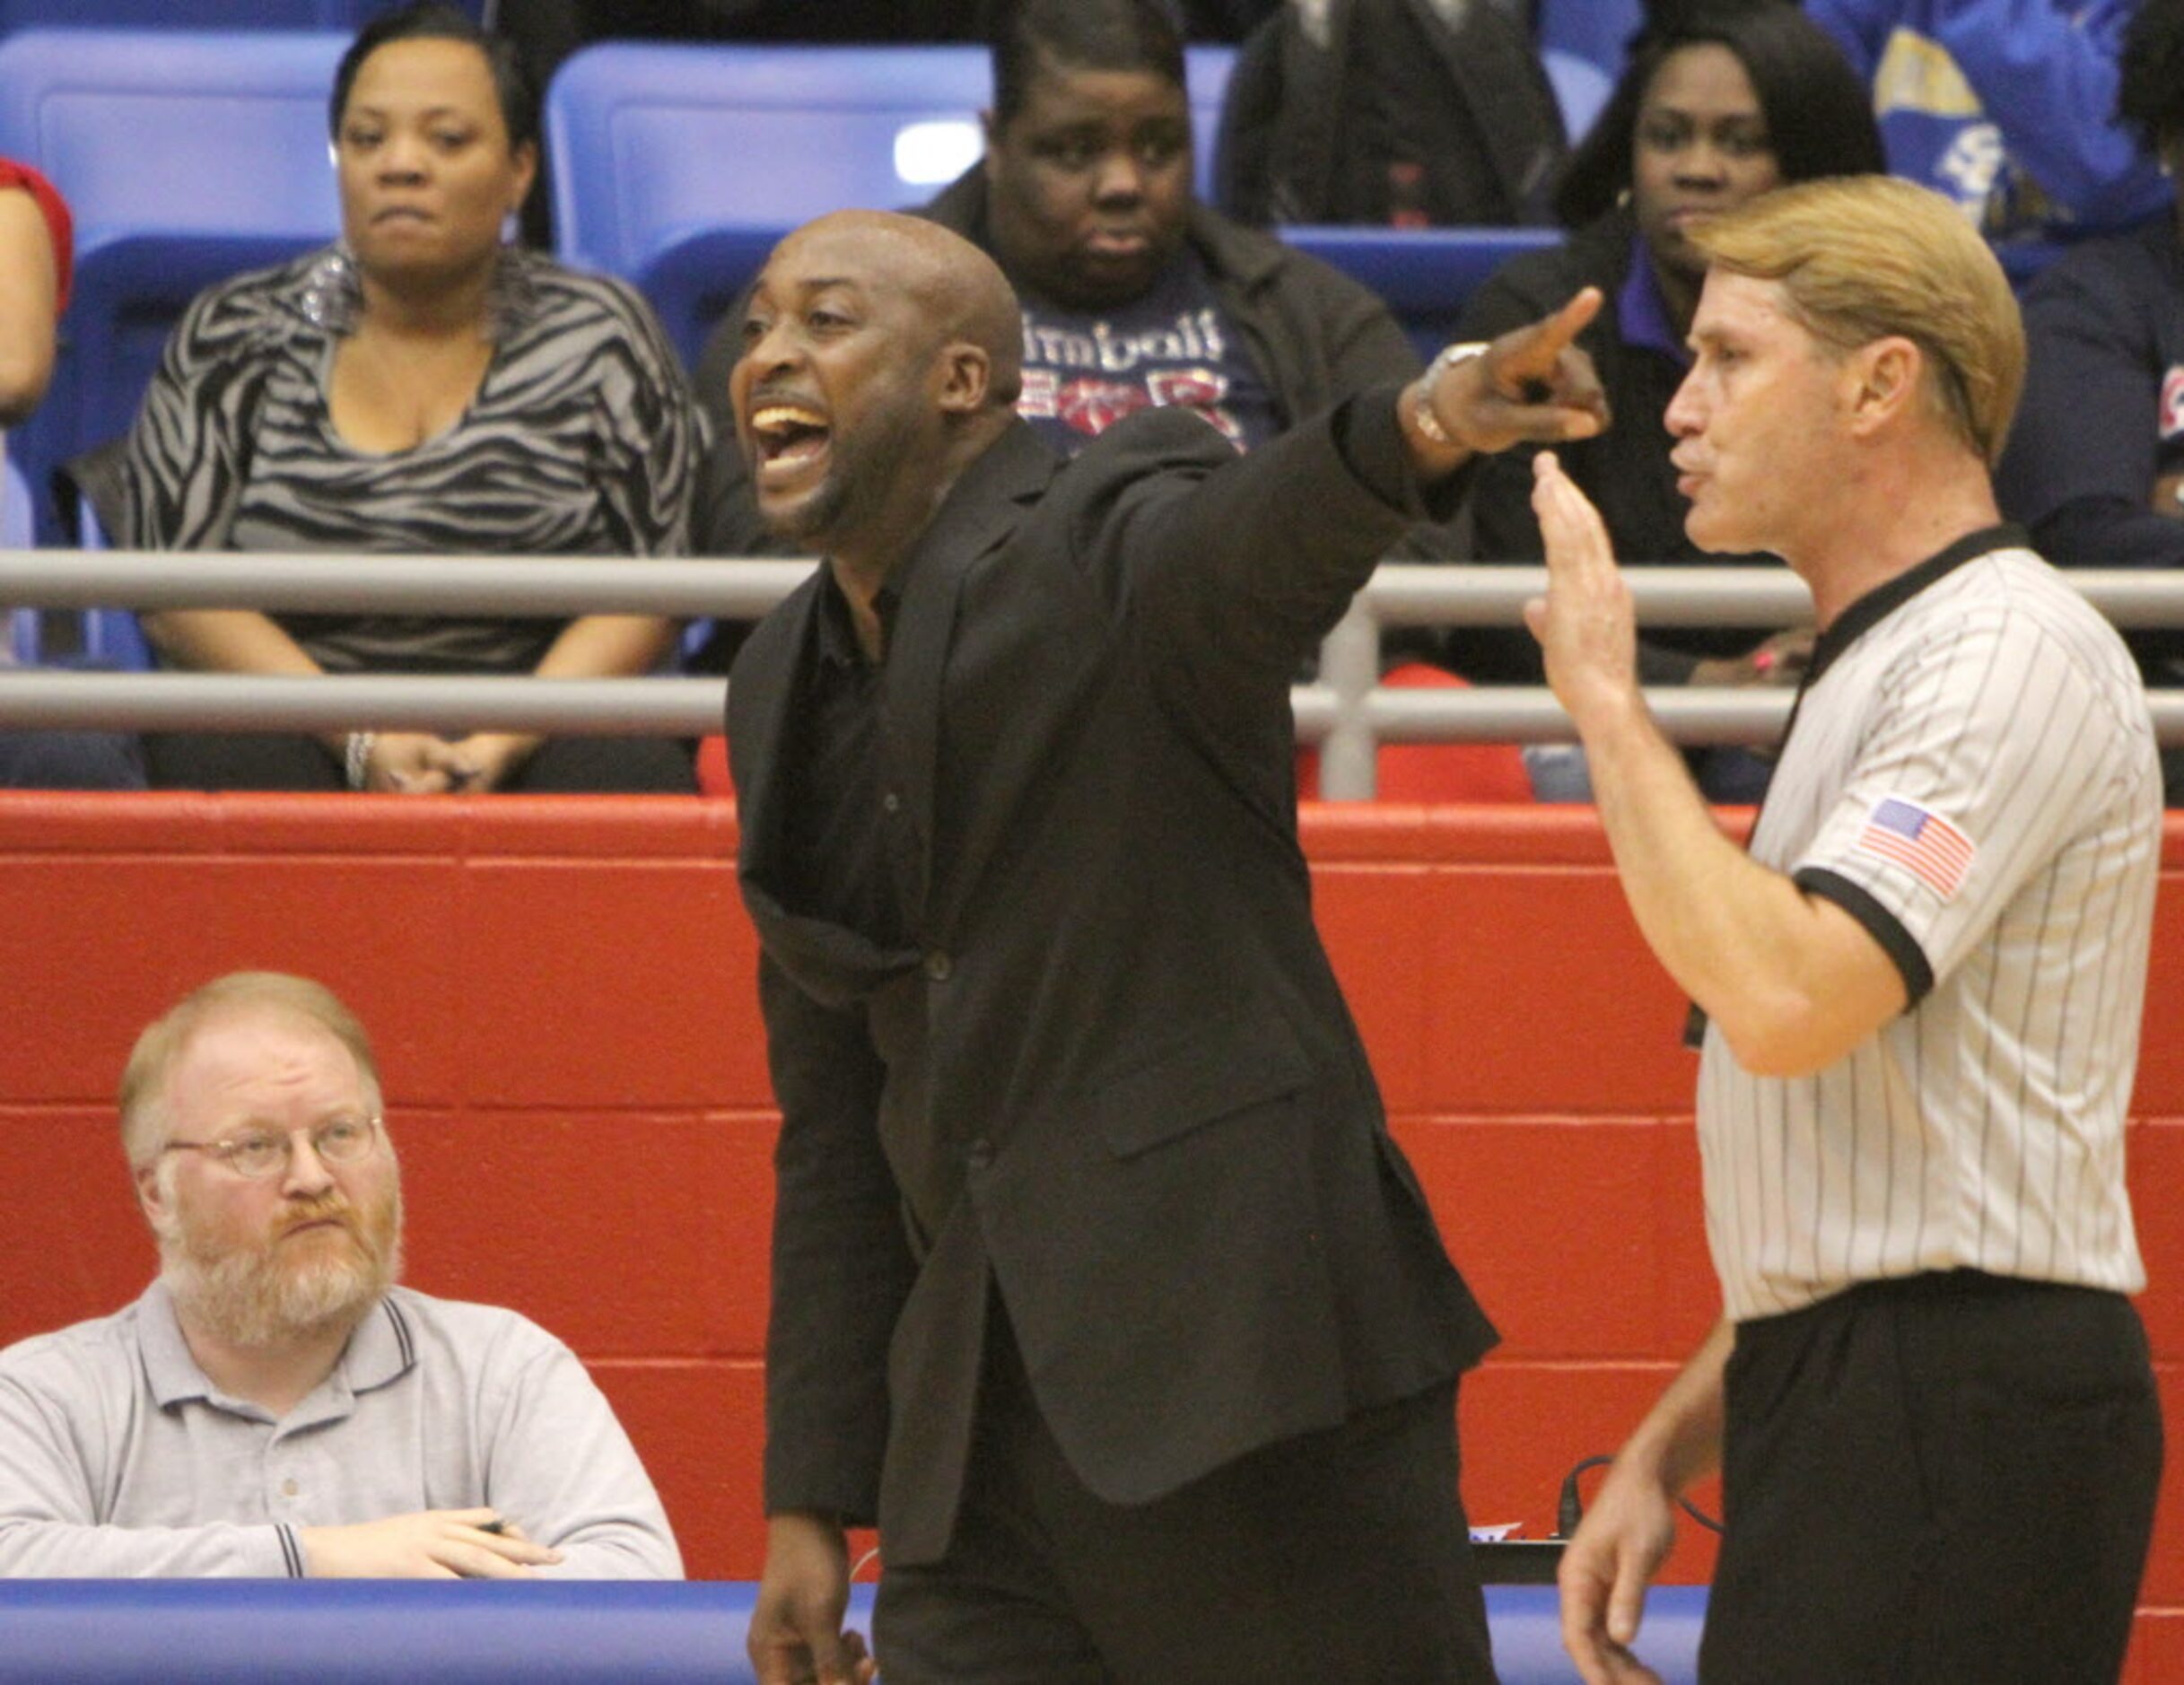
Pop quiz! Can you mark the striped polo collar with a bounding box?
[139,1279,417,1421]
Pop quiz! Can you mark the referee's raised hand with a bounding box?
[1525,449,1640,733]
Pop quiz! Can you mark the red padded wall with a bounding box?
[1,793,2176,1661]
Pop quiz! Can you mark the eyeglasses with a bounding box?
[159,1116,383,1181]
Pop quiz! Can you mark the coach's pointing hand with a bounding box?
[1404,286,1611,469]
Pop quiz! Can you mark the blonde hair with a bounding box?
[118,972,382,1169]
[1690,175,2026,465]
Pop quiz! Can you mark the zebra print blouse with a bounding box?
[122,244,701,676]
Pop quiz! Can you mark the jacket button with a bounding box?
[922,950,953,982]
[881,790,901,814]
[966,1139,993,1171]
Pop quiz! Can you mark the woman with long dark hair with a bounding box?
[1452,2,1883,798]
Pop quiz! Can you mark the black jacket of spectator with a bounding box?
[1998,214,2184,579]
[1996,213,2184,798]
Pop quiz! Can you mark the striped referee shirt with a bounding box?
[1698,526,2160,1322]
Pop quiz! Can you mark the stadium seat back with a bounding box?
[1541,47,1612,144]
[0,28,345,539]
[0,1,480,22]
[549,43,1000,284]
[0,29,342,256]
[4,445,37,662]
[1533,0,1641,86]
[1277,224,1563,362]
[1,444,27,546]
[0,0,337,24]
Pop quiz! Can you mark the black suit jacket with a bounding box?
[729,392,1496,1566]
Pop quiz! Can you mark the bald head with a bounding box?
[770,210,1023,407]
[733,209,1027,573]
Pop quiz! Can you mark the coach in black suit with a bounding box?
[723,209,1606,1685]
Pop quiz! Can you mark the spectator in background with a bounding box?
[0,157,146,792]
[689,0,1425,577]
[0,157,66,428]
[496,0,1277,79]
[114,2,701,795]
[0,971,681,1578]
[1998,0,2184,799]
[1804,0,2167,249]
[494,0,1280,248]
[1453,1,1883,800]
[1210,0,1568,231]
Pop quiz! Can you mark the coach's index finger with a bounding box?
[1485,287,1609,441]
[1498,286,1604,385]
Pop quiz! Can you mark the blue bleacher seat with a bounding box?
[1535,0,1641,88]
[0,0,478,24]
[3,444,34,665]
[546,41,1236,370]
[0,27,346,542]
[0,0,345,24]
[1542,46,1613,145]
[1278,224,1565,362]
[0,443,25,546]
[2,439,147,669]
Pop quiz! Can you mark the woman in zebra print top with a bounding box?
[122,1,702,795]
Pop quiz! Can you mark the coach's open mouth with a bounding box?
[750,404,831,491]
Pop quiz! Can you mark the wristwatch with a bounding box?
[1413,342,1490,447]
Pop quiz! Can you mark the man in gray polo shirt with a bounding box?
[0,971,680,1579]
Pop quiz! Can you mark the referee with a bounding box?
[1531,174,2163,1685]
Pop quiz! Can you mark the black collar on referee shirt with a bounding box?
[1800,522,2030,689]
[1680,521,2030,1052]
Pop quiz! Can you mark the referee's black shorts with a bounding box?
[1702,1270,2162,1685]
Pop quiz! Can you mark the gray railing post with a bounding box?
[1315,598,1380,800]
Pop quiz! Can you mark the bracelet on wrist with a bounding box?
[344,731,376,791]
[1414,341,1491,449]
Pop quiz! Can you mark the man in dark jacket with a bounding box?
[724,205,1605,1684]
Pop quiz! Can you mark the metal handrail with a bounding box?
[7,550,2184,799]
[0,552,820,617]
[21,551,2184,624]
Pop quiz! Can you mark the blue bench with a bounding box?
[1281,224,1565,362]
[0,1579,1708,1682]
[0,1,481,22]
[0,27,345,540]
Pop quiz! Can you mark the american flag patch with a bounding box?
[1856,796,1975,898]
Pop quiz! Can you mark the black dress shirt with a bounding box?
[778,567,922,950]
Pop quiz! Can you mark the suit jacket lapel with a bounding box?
[883,422,1056,916]
[730,574,926,1006]
[728,568,823,899]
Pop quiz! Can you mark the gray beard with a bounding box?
[160,1195,403,1352]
